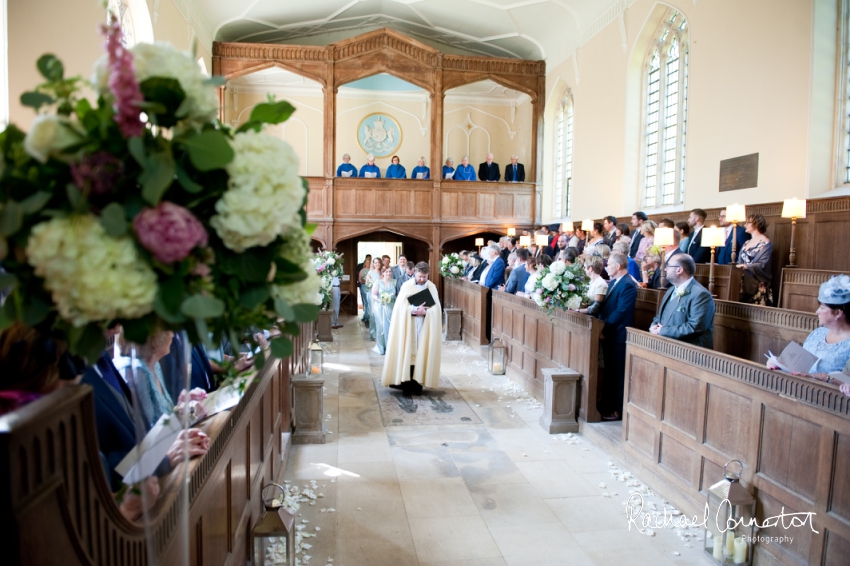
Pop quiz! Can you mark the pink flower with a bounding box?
[71,151,124,195]
[103,19,143,138]
[192,263,211,277]
[133,202,208,263]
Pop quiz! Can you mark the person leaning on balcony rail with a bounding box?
[336,153,358,177]
[359,154,381,178]
[386,155,407,179]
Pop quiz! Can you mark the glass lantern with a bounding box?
[489,338,507,375]
[309,340,323,375]
[253,484,296,566]
[704,460,756,565]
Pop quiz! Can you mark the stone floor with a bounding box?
[284,314,714,566]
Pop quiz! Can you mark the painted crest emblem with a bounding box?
[358,113,402,157]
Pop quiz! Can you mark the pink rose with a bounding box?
[133,202,208,263]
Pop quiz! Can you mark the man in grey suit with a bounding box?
[394,255,411,292]
[650,255,715,349]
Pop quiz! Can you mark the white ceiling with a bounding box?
[191,0,629,61]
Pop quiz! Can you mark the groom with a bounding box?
[381,262,442,395]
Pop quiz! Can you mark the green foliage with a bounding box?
[181,129,234,171]
[37,54,64,81]
[99,202,128,237]
[139,77,186,129]
[236,100,296,133]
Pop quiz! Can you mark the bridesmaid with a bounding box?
[366,258,382,341]
[371,266,397,355]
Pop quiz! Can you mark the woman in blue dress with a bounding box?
[365,258,382,341]
[442,158,455,179]
[371,267,397,355]
[129,330,175,425]
[386,155,406,178]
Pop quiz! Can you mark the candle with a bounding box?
[311,366,321,374]
[492,362,503,374]
[733,537,748,564]
[712,536,723,560]
[726,533,735,556]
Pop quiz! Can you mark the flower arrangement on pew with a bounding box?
[440,253,465,279]
[0,20,319,367]
[531,260,589,316]
[313,250,343,309]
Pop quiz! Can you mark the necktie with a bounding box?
[514,165,517,180]
[97,356,125,397]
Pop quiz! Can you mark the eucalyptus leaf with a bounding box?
[21,295,50,326]
[0,200,23,236]
[182,130,234,172]
[75,98,92,118]
[274,297,296,321]
[99,202,128,237]
[127,136,147,167]
[240,285,271,309]
[280,320,300,337]
[68,323,106,364]
[269,336,294,359]
[291,303,319,322]
[20,191,52,214]
[153,295,187,324]
[159,274,185,315]
[121,314,157,344]
[249,100,296,126]
[181,294,225,319]
[194,317,214,347]
[253,349,266,371]
[140,152,176,205]
[36,54,64,81]
[175,164,203,193]
[20,91,54,110]
[139,77,186,129]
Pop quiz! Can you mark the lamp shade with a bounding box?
[474,238,484,246]
[519,235,531,247]
[535,234,549,246]
[654,227,675,247]
[581,219,594,231]
[561,221,574,233]
[701,226,726,248]
[726,203,746,223]
[781,198,807,219]
[507,227,516,237]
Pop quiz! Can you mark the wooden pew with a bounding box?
[1,323,314,566]
[443,278,490,347]
[778,268,849,312]
[619,329,850,566]
[693,263,742,302]
[634,288,663,331]
[491,291,605,422]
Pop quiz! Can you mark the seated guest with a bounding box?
[411,157,430,179]
[562,247,579,266]
[481,244,506,289]
[467,254,488,283]
[386,155,407,178]
[442,158,455,179]
[454,156,477,181]
[736,214,774,306]
[650,255,715,348]
[359,154,381,178]
[518,255,539,296]
[478,153,501,182]
[503,248,530,294]
[504,155,525,182]
[129,330,177,426]
[676,221,691,253]
[717,208,750,265]
[768,275,850,381]
[635,220,657,262]
[577,255,608,315]
[336,153,358,177]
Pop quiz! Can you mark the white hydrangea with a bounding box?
[326,257,335,266]
[442,257,449,264]
[549,260,567,276]
[450,266,460,274]
[92,42,217,131]
[567,295,583,310]
[542,273,559,291]
[26,215,157,326]
[273,265,322,308]
[211,130,305,252]
[533,294,545,307]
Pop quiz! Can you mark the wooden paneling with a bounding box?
[779,268,850,312]
[621,329,850,566]
[491,291,604,422]
[440,182,535,224]
[443,278,489,347]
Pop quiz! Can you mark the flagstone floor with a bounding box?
[284,314,714,566]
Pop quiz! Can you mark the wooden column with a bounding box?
[431,65,443,225]
[531,74,546,225]
[323,47,335,180]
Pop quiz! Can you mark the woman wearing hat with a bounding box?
[768,275,850,391]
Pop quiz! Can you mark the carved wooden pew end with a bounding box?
[443,307,462,341]
[316,310,334,342]
[540,367,581,434]
[292,375,327,444]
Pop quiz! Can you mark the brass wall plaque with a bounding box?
[719,153,758,192]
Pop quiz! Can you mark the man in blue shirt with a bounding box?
[359,154,381,178]
[336,153,358,177]
[454,155,477,181]
[411,157,430,180]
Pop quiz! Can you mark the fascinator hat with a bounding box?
[818,274,850,305]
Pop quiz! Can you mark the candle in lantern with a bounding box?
[311,366,321,375]
[492,362,503,374]
[733,537,748,564]
[725,532,735,556]
[712,536,723,560]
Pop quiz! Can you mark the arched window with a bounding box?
[642,10,689,208]
[107,0,154,48]
[839,0,850,185]
[554,89,574,218]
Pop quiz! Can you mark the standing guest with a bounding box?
[639,251,663,289]
[411,157,430,180]
[469,253,488,283]
[635,220,657,262]
[386,155,407,178]
[482,244,507,289]
[392,255,408,281]
[454,155,477,181]
[330,262,343,329]
[395,257,412,293]
[405,262,415,280]
[503,248,530,294]
[645,228,684,289]
[504,155,525,182]
[629,211,647,258]
[371,267,397,355]
[478,153,501,182]
[528,243,539,258]
[336,153,358,177]
[573,229,587,254]
[382,255,392,270]
[562,247,579,266]
[595,253,638,421]
[603,216,618,247]
[616,223,631,243]
[676,221,691,253]
[650,255,715,348]
[442,158,455,179]
[359,154,381,178]
[686,208,711,263]
[577,255,608,315]
[716,209,750,265]
[613,242,641,282]
[736,214,774,306]
[358,255,373,323]
[366,258,383,341]
[584,222,606,254]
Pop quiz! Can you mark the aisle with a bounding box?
[283,314,711,566]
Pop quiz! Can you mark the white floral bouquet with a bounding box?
[313,250,343,309]
[0,20,319,366]
[440,253,465,279]
[379,291,395,306]
[531,261,589,316]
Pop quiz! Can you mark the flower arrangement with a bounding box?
[0,21,319,366]
[531,260,589,316]
[440,253,465,279]
[313,251,343,309]
[379,291,395,306]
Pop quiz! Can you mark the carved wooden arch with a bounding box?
[310,236,328,250]
[439,226,514,249]
[333,225,433,250]
[220,60,327,88]
[334,66,434,95]
[442,72,539,103]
